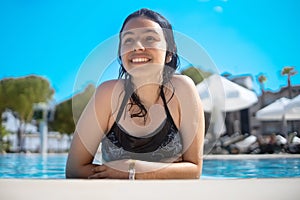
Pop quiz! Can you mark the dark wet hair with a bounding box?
[117,8,179,121]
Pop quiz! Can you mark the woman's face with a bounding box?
[120,17,168,74]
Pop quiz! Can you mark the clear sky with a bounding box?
[1,0,299,103]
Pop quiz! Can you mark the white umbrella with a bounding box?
[256,96,300,121]
[284,94,300,120]
[197,74,258,142]
[256,96,300,138]
[256,97,291,121]
[196,74,258,112]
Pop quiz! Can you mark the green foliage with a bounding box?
[258,75,267,84]
[49,84,95,135]
[281,66,297,98]
[181,66,211,85]
[0,75,54,123]
[50,99,74,134]
[0,124,11,153]
[72,84,96,124]
[257,74,267,92]
[281,66,297,77]
[0,75,54,151]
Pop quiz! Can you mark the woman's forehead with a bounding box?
[122,17,163,34]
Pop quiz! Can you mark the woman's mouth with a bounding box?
[131,57,151,64]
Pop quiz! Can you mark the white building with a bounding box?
[2,110,71,153]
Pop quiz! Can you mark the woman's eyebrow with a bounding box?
[121,31,134,38]
[142,29,160,35]
[122,29,160,38]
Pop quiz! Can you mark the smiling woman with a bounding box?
[65,8,205,179]
[120,20,168,71]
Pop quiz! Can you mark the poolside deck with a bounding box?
[1,154,300,200]
[1,178,299,200]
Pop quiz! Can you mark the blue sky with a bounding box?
[1,0,299,103]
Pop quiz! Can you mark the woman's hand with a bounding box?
[88,160,130,179]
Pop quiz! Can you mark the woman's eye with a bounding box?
[145,36,156,42]
[123,38,134,44]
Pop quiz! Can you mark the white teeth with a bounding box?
[131,58,150,63]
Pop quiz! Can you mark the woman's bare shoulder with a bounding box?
[97,79,123,91]
[171,74,196,91]
[94,79,124,106]
[95,79,124,96]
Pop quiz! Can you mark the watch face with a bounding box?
[128,160,136,180]
[129,169,135,180]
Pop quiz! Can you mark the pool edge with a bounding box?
[1,178,299,200]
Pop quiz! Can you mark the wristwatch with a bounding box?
[128,160,136,180]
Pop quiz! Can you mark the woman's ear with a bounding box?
[165,53,172,63]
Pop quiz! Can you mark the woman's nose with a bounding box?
[133,41,145,51]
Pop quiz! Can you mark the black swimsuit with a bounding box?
[101,93,183,163]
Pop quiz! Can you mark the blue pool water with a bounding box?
[0,154,300,179]
[0,154,66,179]
[202,158,300,179]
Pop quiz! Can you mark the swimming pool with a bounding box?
[0,154,299,179]
[202,156,300,179]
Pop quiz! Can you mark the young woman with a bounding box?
[66,8,205,179]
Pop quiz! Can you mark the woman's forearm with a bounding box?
[65,163,99,179]
[133,160,202,179]
[93,159,202,180]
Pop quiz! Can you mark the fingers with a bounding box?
[88,165,107,179]
[88,163,128,179]
[92,165,106,173]
[88,172,107,179]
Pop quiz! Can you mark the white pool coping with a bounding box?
[1,178,299,200]
[1,154,300,200]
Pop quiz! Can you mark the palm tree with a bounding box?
[281,66,297,98]
[258,74,267,107]
[281,66,297,133]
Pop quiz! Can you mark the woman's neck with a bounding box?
[134,84,161,108]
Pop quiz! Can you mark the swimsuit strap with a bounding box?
[115,91,130,123]
[115,85,176,128]
[160,86,177,129]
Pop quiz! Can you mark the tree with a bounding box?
[0,76,54,152]
[181,66,211,85]
[49,84,95,135]
[72,84,96,124]
[281,66,297,98]
[49,99,74,134]
[0,125,10,153]
[257,74,267,107]
[0,79,12,151]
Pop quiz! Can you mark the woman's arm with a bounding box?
[65,132,99,178]
[89,159,201,179]
[89,75,205,179]
[66,80,118,178]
